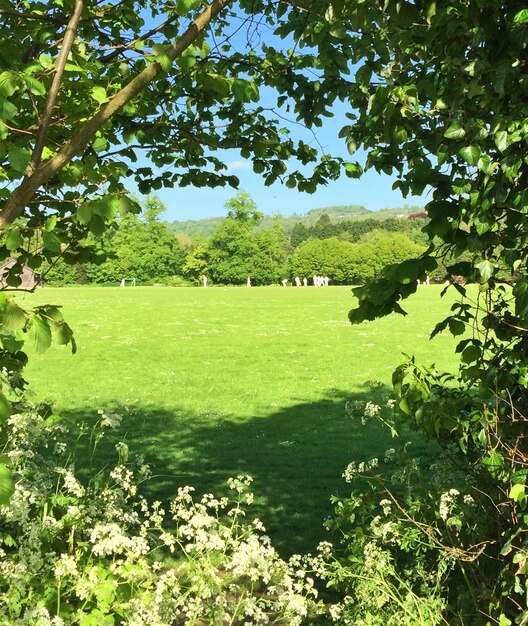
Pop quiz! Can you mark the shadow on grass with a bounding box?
[67,384,422,556]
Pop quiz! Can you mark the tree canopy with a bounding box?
[0,0,342,284]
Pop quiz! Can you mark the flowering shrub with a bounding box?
[0,406,326,625]
[326,386,528,625]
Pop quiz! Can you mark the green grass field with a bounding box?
[19,285,461,554]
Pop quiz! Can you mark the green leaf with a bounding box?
[459,145,480,165]
[23,75,46,96]
[54,321,73,346]
[0,464,14,506]
[8,146,31,173]
[5,230,22,251]
[513,9,528,23]
[29,315,52,352]
[0,71,18,97]
[42,231,62,253]
[203,73,231,98]
[2,299,26,331]
[92,137,108,153]
[344,162,363,178]
[0,98,17,120]
[426,1,436,23]
[443,123,465,140]
[232,79,250,102]
[176,0,200,15]
[448,319,466,336]
[39,305,63,323]
[509,483,525,503]
[91,85,108,104]
[475,259,493,283]
[77,204,93,224]
[513,279,528,320]
[461,344,481,364]
[494,130,510,152]
[123,130,135,145]
[91,195,120,219]
[38,54,53,68]
[152,44,172,72]
[346,137,357,155]
[45,215,57,232]
[0,392,12,426]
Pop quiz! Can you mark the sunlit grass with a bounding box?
[20,284,461,554]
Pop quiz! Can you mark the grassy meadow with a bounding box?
[18,285,461,554]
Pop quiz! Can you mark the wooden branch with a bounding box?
[26,0,84,178]
[0,0,232,230]
[101,13,180,64]
[0,8,66,25]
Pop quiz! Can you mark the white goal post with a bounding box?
[120,278,136,287]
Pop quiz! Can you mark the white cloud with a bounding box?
[226,160,252,172]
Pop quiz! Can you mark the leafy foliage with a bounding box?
[290,232,426,285]
[0,0,343,280]
[275,0,528,621]
[0,406,326,625]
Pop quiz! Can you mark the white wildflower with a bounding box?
[90,522,149,557]
[54,554,78,578]
[439,488,460,521]
[98,408,122,429]
[110,464,136,496]
[57,468,85,498]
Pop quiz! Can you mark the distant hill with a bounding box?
[165,204,424,240]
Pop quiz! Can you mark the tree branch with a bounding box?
[101,13,180,64]
[0,0,232,231]
[0,8,66,25]
[26,0,84,178]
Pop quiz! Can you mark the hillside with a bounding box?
[165,204,423,239]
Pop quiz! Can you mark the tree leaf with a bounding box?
[513,279,528,320]
[475,259,493,283]
[443,123,465,140]
[77,204,93,224]
[54,321,73,346]
[45,215,57,232]
[513,9,528,23]
[42,231,62,253]
[494,130,510,152]
[5,230,22,251]
[346,137,358,155]
[0,464,14,506]
[459,145,480,166]
[448,319,466,336]
[23,75,46,96]
[91,85,108,104]
[29,315,52,352]
[2,298,26,331]
[509,483,525,503]
[8,146,30,173]
[0,391,12,425]
[91,194,120,219]
[92,137,108,153]
[152,44,172,72]
[176,0,200,15]
[203,73,231,98]
[0,98,17,120]
[0,71,18,97]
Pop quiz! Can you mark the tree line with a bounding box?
[42,191,429,287]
